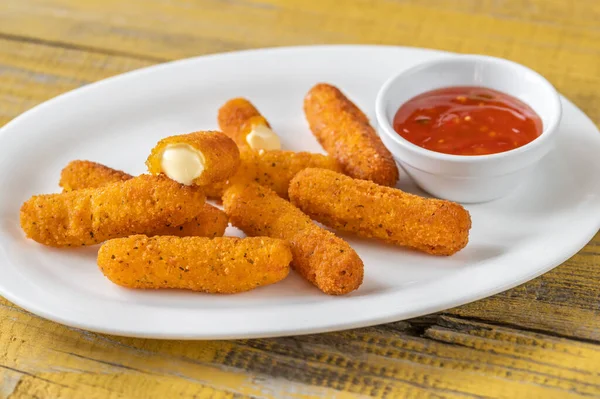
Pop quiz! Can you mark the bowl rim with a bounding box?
[375,54,562,164]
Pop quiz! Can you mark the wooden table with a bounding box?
[1,1,599,397]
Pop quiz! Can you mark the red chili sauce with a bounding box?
[392,87,543,156]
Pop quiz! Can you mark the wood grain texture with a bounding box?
[0,38,152,127]
[1,0,600,397]
[1,297,599,398]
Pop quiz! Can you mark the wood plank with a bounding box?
[6,374,253,399]
[1,298,599,398]
[0,38,152,127]
[2,0,600,56]
[0,0,599,124]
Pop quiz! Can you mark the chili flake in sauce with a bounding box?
[392,87,542,155]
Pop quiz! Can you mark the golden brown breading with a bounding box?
[98,235,292,293]
[223,183,363,295]
[60,160,132,191]
[289,168,471,255]
[204,149,342,199]
[146,131,240,186]
[304,83,399,187]
[20,175,206,247]
[58,160,228,238]
[151,204,227,238]
[217,98,271,149]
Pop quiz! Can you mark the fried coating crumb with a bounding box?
[98,235,291,293]
[289,168,471,255]
[218,98,271,149]
[304,83,399,187]
[146,131,240,186]
[58,160,227,238]
[223,182,363,295]
[20,175,206,247]
[204,149,342,199]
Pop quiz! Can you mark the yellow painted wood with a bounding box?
[0,38,152,127]
[2,298,599,398]
[1,0,600,398]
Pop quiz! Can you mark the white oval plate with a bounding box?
[1,46,599,339]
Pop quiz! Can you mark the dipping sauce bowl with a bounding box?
[375,54,562,203]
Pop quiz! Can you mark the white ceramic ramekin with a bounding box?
[375,54,562,203]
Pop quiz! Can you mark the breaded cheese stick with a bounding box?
[146,131,240,186]
[204,149,342,199]
[289,168,471,256]
[223,183,363,295]
[218,98,281,151]
[304,83,399,187]
[98,235,292,294]
[20,175,205,247]
[60,160,131,192]
[59,160,227,238]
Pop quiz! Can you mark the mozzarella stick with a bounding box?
[146,131,240,186]
[98,235,291,293]
[304,83,399,187]
[20,175,205,247]
[204,149,341,199]
[218,98,281,151]
[59,160,227,238]
[289,168,471,255]
[60,160,131,192]
[223,183,363,295]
